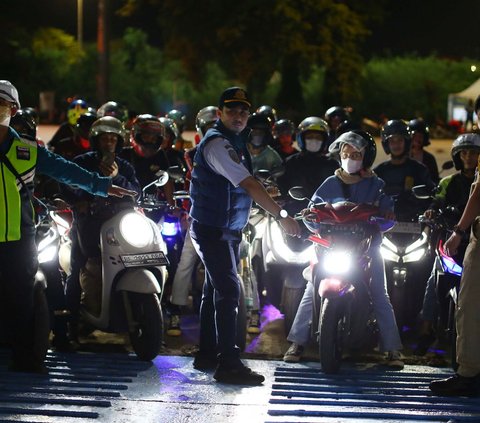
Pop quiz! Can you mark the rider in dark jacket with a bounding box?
[277,116,339,201]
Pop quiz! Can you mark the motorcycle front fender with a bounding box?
[34,268,48,290]
[116,269,161,294]
[319,277,353,299]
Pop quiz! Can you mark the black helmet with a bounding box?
[324,106,349,126]
[451,133,480,170]
[335,120,361,139]
[255,105,277,125]
[273,119,295,139]
[329,130,377,169]
[166,109,187,133]
[10,108,37,140]
[159,117,179,146]
[22,107,39,125]
[97,101,128,123]
[89,116,125,152]
[75,112,97,140]
[195,106,218,137]
[296,116,329,151]
[408,118,430,146]
[381,119,411,155]
[247,113,274,146]
[130,114,165,154]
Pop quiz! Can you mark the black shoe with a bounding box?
[414,332,436,356]
[213,363,265,385]
[193,352,217,370]
[429,373,479,396]
[9,360,48,375]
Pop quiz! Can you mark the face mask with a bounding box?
[305,138,322,153]
[250,135,264,147]
[0,105,11,127]
[341,158,363,174]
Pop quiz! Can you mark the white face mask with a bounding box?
[341,157,363,174]
[305,138,322,153]
[0,105,11,127]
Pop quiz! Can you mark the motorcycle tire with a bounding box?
[319,298,344,374]
[33,283,50,365]
[281,286,305,335]
[128,293,163,361]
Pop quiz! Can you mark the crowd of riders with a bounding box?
[4,82,480,393]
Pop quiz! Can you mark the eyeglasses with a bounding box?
[340,151,362,160]
[0,99,14,108]
[224,108,250,118]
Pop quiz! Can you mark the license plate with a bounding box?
[390,221,421,234]
[120,252,169,267]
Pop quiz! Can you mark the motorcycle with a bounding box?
[413,185,466,368]
[253,171,313,334]
[380,190,434,335]
[301,201,395,374]
[34,197,74,350]
[59,172,170,361]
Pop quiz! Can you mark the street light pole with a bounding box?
[77,0,83,49]
[97,0,109,104]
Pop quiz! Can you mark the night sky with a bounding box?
[4,0,480,59]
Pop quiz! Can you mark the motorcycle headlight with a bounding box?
[38,245,57,264]
[380,237,400,262]
[403,232,429,263]
[323,251,351,275]
[119,212,154,248]
[161,215,180,237]
[270,221,313,264]
[403,247,427,263]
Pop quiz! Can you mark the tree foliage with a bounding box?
[120,0,373,106]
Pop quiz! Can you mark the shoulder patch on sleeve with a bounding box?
[226,146,241,164]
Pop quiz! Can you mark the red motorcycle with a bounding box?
[303,202,394,373]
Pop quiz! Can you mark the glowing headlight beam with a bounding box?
[323,251,351,275]
[119,212,154,248]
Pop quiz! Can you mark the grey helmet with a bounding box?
[195,106,218,137]
[451,133,480,170]
[89,116,125,152]
[329,130,377,169]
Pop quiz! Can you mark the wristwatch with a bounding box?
[453,224,466,237]
[275,209,289,221]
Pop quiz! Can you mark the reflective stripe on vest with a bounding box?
[0,137,37,241]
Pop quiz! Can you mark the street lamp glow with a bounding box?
[471,65,477,72]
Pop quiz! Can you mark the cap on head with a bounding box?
[219,87,251,109]
[0,80,20,108]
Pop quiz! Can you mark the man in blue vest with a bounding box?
[0,80,136,373]
[189,87,301,385]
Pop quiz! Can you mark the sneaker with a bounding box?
[283,343,304,363]
[213,363,265,385]
[193,352,218,371]
[429,373,479,396]
[247,312,261,334]
[166,315,182,337]
[384,350,404,370]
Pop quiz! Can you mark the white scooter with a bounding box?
[60,172,170,361]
